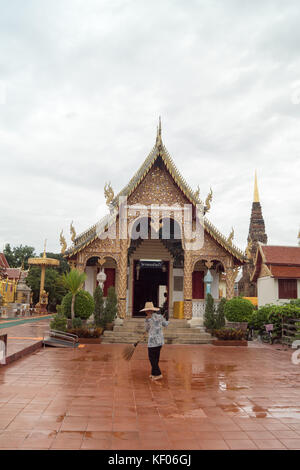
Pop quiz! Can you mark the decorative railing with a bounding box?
[192,299,221,318]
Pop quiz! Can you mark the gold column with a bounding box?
[183,250,193,319]
[225,266,236,299]
[118,239,127,319]
[39,265,46,302]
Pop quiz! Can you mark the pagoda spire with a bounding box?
[253,170,260,202]
[238,172,267,297]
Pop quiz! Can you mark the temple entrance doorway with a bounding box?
[132,260,169,317]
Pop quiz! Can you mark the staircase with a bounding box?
[101,318,213,344]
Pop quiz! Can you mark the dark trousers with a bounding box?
[148,346,162,376]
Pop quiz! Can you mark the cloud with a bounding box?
[0,0,299,254]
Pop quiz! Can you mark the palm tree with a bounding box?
[62,269,87,321]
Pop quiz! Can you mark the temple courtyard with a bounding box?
[1,337,300,450]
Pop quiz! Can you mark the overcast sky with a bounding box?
[0,0,299,256]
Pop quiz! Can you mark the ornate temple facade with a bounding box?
[238,172,268,297]
[65,123,245,321]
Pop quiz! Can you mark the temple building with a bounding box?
[238,172,268,297]
[252,245,300,306]
[64,122,245,323]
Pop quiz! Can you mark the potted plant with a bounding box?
[212,327,248,346]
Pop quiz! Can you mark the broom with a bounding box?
[122,331,147,361]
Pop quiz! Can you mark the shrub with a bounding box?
[72,317,82,328]
[56,304,62,314]
[103,286,118,324]
[215,298,226,329]
[67,327,103,338]
[213,328,245,340]
[204,293,216,330]
[268,304,300,338]
[94,286,104,326]
[61,290,95,320]
[248,304,274,333]
[50,313,67,332]
[224,297,254,323]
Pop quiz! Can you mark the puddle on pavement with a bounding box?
[71,353,112,362]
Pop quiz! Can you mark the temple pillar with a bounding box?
[183,250,193,319]
[225,265,237,299]
[117,239,127,319]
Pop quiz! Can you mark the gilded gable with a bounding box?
[128,161,190,207]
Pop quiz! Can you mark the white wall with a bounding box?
[85,266,96,296]
[258,277,300,307]
[257,277,276,307]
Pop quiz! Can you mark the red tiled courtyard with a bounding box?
[0,342,300,450]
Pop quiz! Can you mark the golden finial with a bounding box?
[70,221,76,243]
[59,231,67,255]
[156,116,162,148]
[43,239,47,258]
[204,188,213,214]
[254,170,260,203]
[227,227,234,245]
[194,185,200,201]
[245,239,253,259]
[104,182,114,206]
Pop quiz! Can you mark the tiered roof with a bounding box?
[66,122,245,262]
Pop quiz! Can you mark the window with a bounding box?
[278,279,297,299]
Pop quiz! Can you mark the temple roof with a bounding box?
[252,244,300,281]
[65,122,245,262]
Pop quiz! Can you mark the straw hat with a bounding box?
[140,301,160,312]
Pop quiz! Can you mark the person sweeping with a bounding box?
[140,301,168,381]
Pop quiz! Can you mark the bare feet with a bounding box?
[152,375,163,381]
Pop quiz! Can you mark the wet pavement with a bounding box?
[0,319,51,360]
[0,342,300,449]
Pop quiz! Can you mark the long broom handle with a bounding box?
[133,331,148,348]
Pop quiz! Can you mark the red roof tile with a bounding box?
[271,265,300,279]
[262,245,300,266]
[0,253,9,269]
[4,268,21,280]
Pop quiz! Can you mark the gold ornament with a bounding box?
[60,230,67,254]
[227,227,234,245]
[245,239,253,259]
[194,185,200,201]
[204,188,213,214]
[104,182,114,206]
[70,221,76,243]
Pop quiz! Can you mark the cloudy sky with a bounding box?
[0,0,299,255]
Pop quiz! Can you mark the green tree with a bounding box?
[215,297,226,329]
[26,266,68,311]
[94,286,104,326]
[62,269,87,320]
[103,286,118,324]
[4,244,36,269]
[204,293,216,330]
